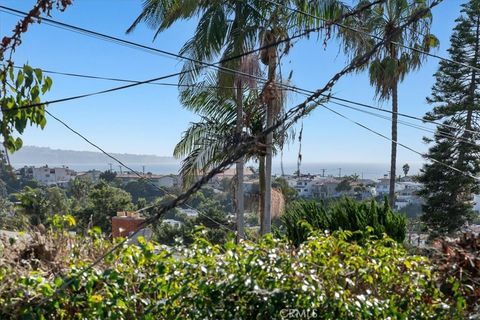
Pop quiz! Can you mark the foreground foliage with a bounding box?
[280,198,406,246]
[0,223,462,319]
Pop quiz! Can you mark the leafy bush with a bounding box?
[279,198,406,246]
[0,225,460,319]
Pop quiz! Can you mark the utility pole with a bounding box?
[142,165,145,175]
[109,163,113,171]
[338,168,342,178]
[119,165,123,174]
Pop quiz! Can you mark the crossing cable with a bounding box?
[265,0,480,74]
[44,109,241,238]
[320,103,480,181]
[7,61,480,138]
[33,1,447,304]
[2,2,460,139]
[4,0,444,132]
[0,4,377,113]
[1,70,187,112]
[328,100,480,148]
[0,5,326,88]
[34,109,257,307]
[4,0,477,141]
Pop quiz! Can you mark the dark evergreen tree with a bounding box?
[419,0,480,234]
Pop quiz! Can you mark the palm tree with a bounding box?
[129,1,266,240]
[129,0,346,235]
[343,0,438,207]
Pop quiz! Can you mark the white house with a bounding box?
[177,208,199,218]
[116,173,178,188]
[394,182,423,210]
[293,176,316,198]
[376,177,406,195]
[162,219,183,228]
[19,165,76,187]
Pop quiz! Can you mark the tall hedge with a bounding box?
[280,198,406,246]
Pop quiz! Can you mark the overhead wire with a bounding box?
[0,5,326,92]
[329,100,480,148]
[320,103,480,181]
[45,109,242,238]
[8,0,478,307]
[264,0,480,73]
[4,3,478,140]
[6,61,480,143]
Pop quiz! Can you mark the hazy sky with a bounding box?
[0,0,465,168]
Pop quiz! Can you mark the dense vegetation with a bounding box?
[0,222,466,319]
[279,198,406,246]
[1,0,480,318]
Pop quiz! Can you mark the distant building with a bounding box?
[112,211,146,238]
[162,219,183,228]
[116,172,179,188]
[18,165,76,187]
[473,195,480,213]
[292,176,316,198]
[394,182,423,211]
[311,179,340,199]
[177,208,198,218]
[76,170,102,183]
[376,177,405,195]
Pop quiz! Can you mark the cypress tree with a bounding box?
[419,0,480,234]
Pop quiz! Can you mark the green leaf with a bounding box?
[34,68,43,81]
[41,77,53,94]
[30,86,40,101]
[15,70,24,88]
[14,137,23,150]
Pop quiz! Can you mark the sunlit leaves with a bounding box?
[0,64,53,152]
[0,229,463,319]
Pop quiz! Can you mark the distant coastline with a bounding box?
[9,146,422,179]
[10,146,178,167]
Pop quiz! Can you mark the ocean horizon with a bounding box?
[12,162,423,180]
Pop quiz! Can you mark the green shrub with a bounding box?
[279,198,407,246]
[0,228,460,319]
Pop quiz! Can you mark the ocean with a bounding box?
[13,162,423,180]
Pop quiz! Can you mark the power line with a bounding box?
[0,6,325,113]
[0,5,325,90]
[328,100,480,148]
[1,70,187,112]
[5,1,477,141]
[44,109,240,237]
[2,3,459,138]
[328,95,480,136]
[265,0,480,74]
[320,103,480,181]
[9,60,480,139]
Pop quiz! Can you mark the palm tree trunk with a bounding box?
[264,108,273,235]
[235,85,245,241]
[262,55,277,235]
[389,82,398,208]
[259,155,265,233]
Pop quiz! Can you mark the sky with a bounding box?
[0,0,466,173]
